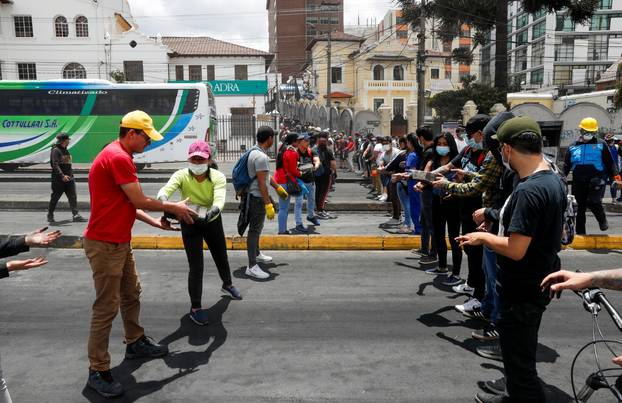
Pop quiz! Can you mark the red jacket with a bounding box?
[274,147,301,184]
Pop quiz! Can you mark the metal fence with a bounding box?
[213,114,278,161]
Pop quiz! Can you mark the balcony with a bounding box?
[364,80,416,91]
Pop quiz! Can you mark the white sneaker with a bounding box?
[256,252,273,263]
[245,264,269,279]
[452,283,474,295]
[455,298,481,314]
[378,194,388,202]
[397,225,413,234]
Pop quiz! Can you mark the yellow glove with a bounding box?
[265,203,275,220]
[276,185,289,200]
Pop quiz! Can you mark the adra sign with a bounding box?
[207,80,268,96]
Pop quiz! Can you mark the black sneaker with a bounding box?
[420,255,439,264]
[307,216,321,226]
[125,335,168,359]
[463,306,491,322]
[294,224,308,234]
[476,343,503,361]
[278,230,291,235]
[47,214,55,223]
[599,219,609,231]
[73,214,86,222]
[474,393,506,403]
[221,285,242,300]
[87,370,124,398]
[483,377,506,396]
[472,324,499,341]
[425,267,449,275]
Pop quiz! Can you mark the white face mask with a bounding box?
[188,162,208,176]
[383,144,391,151]
[502,148,514,172]
[582,134,594,142]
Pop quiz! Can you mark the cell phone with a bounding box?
[40,226,49,232]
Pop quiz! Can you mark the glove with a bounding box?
[204,206,221,222]
[265,203,275,220]
[276,185,289,200]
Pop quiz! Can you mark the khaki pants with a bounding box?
[84,238,144,371]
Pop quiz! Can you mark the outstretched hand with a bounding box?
[540,270,592,297]
[7,256,48,272]
[25,227,61,247]
[159,216,181,231]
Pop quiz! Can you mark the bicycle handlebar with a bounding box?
[575,288,622,332]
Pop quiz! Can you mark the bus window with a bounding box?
[91,89,198,116]
[0,90,87,115]
[181,89,200,114]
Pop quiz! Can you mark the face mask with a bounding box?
[467,137,484,150]
[502,149,514,172]
[436,146,450,156]
[383,144,391,151]
[582,134,594,142]
[188,162,208,176]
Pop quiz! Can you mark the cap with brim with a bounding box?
[120,110,163,141]
[492,116,542,143]
[56,133,69,142]
[465,114,491,135]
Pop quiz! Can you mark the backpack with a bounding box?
[232,146,260,197]
[549,160,577,245]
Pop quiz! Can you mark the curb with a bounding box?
[17,234,622,251]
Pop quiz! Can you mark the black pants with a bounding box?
[181,215,232,309]
[48,178,78,216]
[498,297,549,402]
[460,196,484,300]
[247,195,266,267]
[432,195,462,273]
[573,176,607,234]
[389,181,401,219]
[315,174,331,212]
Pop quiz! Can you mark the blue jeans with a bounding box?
[480,246,500,324]
[278,195,293,233]
[295,182,316,225]
[408,183,422,233]
[396,182,412,227]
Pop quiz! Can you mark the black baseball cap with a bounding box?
[465,114,491,136]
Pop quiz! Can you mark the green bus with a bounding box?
[0,80,217,171]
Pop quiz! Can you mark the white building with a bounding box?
[480,0,622,94]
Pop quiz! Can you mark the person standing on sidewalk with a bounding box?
[274,133,302,234]
[83,110,197,398]
[0,227,61,403]
[413,126,437,264]
[245,126,289,279]
[157,140,242,326]
[314,131,337,219]
[47,133,85,223]
[296,133,321,229]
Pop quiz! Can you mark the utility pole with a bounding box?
[416,0,426,129]
[326,30,332,131]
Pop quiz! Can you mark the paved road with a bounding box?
[1,250,622,402]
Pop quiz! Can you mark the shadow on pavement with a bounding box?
[418,307,482,330]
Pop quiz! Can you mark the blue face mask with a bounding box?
[436,146,450,156]
[467,137,484,150]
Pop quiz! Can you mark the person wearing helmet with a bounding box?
[564,117,622,234]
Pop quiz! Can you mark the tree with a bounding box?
[396,0,600,95]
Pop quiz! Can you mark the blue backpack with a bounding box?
[232,146,260,197]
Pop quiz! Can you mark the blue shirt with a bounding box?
[406,151,419,188]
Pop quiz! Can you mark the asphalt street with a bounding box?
[1,250,622,402]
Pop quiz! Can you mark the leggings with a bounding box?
[315,175,332,211]
[181,215,233,309]
[432,195,462,273]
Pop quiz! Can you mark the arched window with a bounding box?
[75,16,89,37]
[373,65,384,81]
[393,65,404,81]
[55,16,68,37]
[63,63,87,79]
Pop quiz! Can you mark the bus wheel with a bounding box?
[134,163,146,172]
[0,164,19,172]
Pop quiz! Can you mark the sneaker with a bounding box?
[307,216,321,226]
[476,343,503,361]
[397,225,413,234]
[221,285,242,300]
[425,267,449,275]
[618,196,622,202]
[420,255,438,264]
[463,306,491,322]
[47,214,55,223]
[278,230,291,235]
[189,309,210,326]
[599,220,609,231]
[410,248,426,256]
[246,264,270,279]
[378,194,388,202]
[87,370,124,398]
[483,377,506,396]
[452,283,474,295]
[442,275,463,287]
[472,324,499,341]
[72,214,86,222]
[474,393,506,403]
[317,211,330,219]
[455,298,481,315]
[256,252,273,263]
[294,224,308,234]
[125,335,168,359]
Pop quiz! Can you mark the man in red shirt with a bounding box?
[84,110,197,398]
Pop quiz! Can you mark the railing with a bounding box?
[365,80,417,90]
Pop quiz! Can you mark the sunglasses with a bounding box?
[135,130,151,145]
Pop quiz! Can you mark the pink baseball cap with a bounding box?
[188,140,211,159]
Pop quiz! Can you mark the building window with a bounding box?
[329,17,339,25]
[189,65,202,81]
[373,65,384,80]
[588,35,609,61]
[553,65,572,85]
[62,62,86,79]
[75,16,89,37]
[373,98,384,112]
[443,41,452,53]
[600,0,613,9]
[396,16,407,25]
[396,30,408,39]
[532,7,546,19]
[123,61,144,81]
[17,63,36,80]
[554,37,574,61]
[516,13,528,29]
[445,65,452,79]
[393,98,404,117]
[514,48,527,72]
[460,26,471,38]
[305,17,318,25]
[55,16,68,37]
[532,40,544,67]
[331,66,342,83]
[516,30,528,46]
[235,65,248,80]
[530,68,543,85]
[393,65,404,81]
[175,65,184,81]
[320,17,331,25]
[556,15,575,31]
[532,20,545,40]
[431,68,440,79]
[206,65,215,81]
[586,64,608,85]
[591,14,610,31]
[459,70,471,80]
[14,16,33,37]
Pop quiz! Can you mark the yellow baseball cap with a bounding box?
[120,110,163,141]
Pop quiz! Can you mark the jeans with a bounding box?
[295,181,316,225]
[0,353,12,403]
[247,195,266,267]
[48,178,78,217]
[396,182,412,227]
[278,194,293,233]
[420,190,436,256]
[180,215,232,309]
[480,246,499,323]
[408,183,422,233]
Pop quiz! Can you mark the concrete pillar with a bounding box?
[378,104,392,136]
[490,103,507,117]
[407,102,418,133]
[462,100,478,125]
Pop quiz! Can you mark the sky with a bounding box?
[128,0,396,51]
